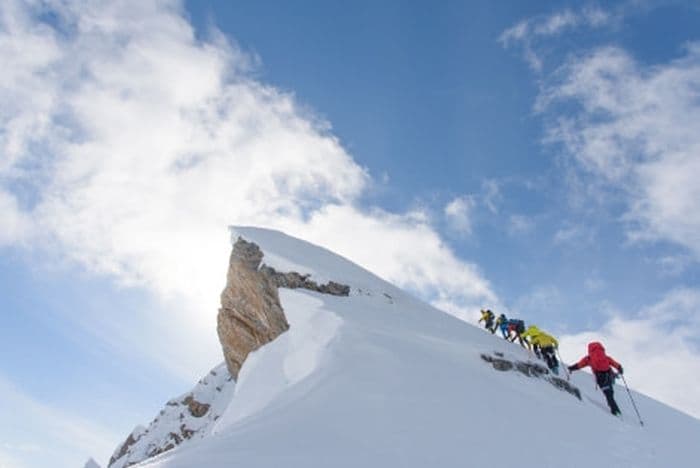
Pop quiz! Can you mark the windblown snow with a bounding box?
[130,227,698,468]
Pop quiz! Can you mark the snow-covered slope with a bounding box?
[110,364,235,468]
[134,227,699,467]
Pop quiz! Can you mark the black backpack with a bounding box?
[514,319,525,334]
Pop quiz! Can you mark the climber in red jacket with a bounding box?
[568,342,624,416]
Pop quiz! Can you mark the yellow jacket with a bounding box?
[479,310,493,322]
[521,325,558,348]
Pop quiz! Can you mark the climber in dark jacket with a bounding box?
[568,342,624,416]
[506,319,527,348]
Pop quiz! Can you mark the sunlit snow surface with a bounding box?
[139,227,699,468]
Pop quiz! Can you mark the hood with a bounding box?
[588,342,605,354]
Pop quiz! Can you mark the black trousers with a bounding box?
[541,346,558,371]
[595,370,621,415]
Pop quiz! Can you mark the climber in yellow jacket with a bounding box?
[478,309,496,333]
[521,325,560,375]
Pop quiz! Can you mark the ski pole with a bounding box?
[620,374,644,427]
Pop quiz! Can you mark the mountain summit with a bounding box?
[109,227,699,468]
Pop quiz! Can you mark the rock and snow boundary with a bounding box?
[108,364,235,468]
[108,228,352,467]
[107,227,699,468]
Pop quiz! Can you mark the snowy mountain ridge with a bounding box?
[108,363,235,468]
[104,227,700,468]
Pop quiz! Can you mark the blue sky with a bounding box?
[1,1,700,467]
[183,0,699,318]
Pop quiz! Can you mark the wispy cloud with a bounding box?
[283,205,500,321]
[553,223,596,246]
[560,288,700,419]
[656,254,692,277]
[0,0,499,381]
[507,214,535,236]
[444,195,476,236]
[539,44,700,260]
[500,6,613,71]
[481,179,502,214]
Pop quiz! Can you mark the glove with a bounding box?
[618,366,624,375]
[567,365,577,372]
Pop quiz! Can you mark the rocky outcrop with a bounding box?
[260,266,351,296]
[183,395,210,418]
[217,238,291,380]
[108,364,235,468]
[217,237,350,379]
[480,352,582,400]
[110,236,351,468]
[109,428,144,467]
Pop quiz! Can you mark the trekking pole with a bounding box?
[620,374,644,427]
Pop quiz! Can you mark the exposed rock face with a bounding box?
[109,428,144,467]
[108,364,235,468]
[110,236,351,468]
[217,237,350,378]
[480,352,582,400]
[260,266,351,296]
[184,395,210,418]
[217,238,291,379]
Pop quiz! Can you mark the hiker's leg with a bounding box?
[603,388,621,415]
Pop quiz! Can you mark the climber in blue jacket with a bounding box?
[495,314,509,339]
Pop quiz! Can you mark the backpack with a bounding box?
[588,342,611,372]
[513,319,525,334]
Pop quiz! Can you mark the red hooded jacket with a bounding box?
[572,342,622,373]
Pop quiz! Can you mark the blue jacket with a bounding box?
[498,320,510,338]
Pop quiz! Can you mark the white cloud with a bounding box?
[280,205,498,318]
[481,179,501,214]
[539,44,700,260]
[532,9,579,36]
[559,288,700,419]
[0,190,29,246]
[444,195,475,236]
[0,374,118,468]
[507,214,534,235]
[500,6,612,71]
[0,0,498,380]
[553,223,596,246]
[500,7,611,44]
